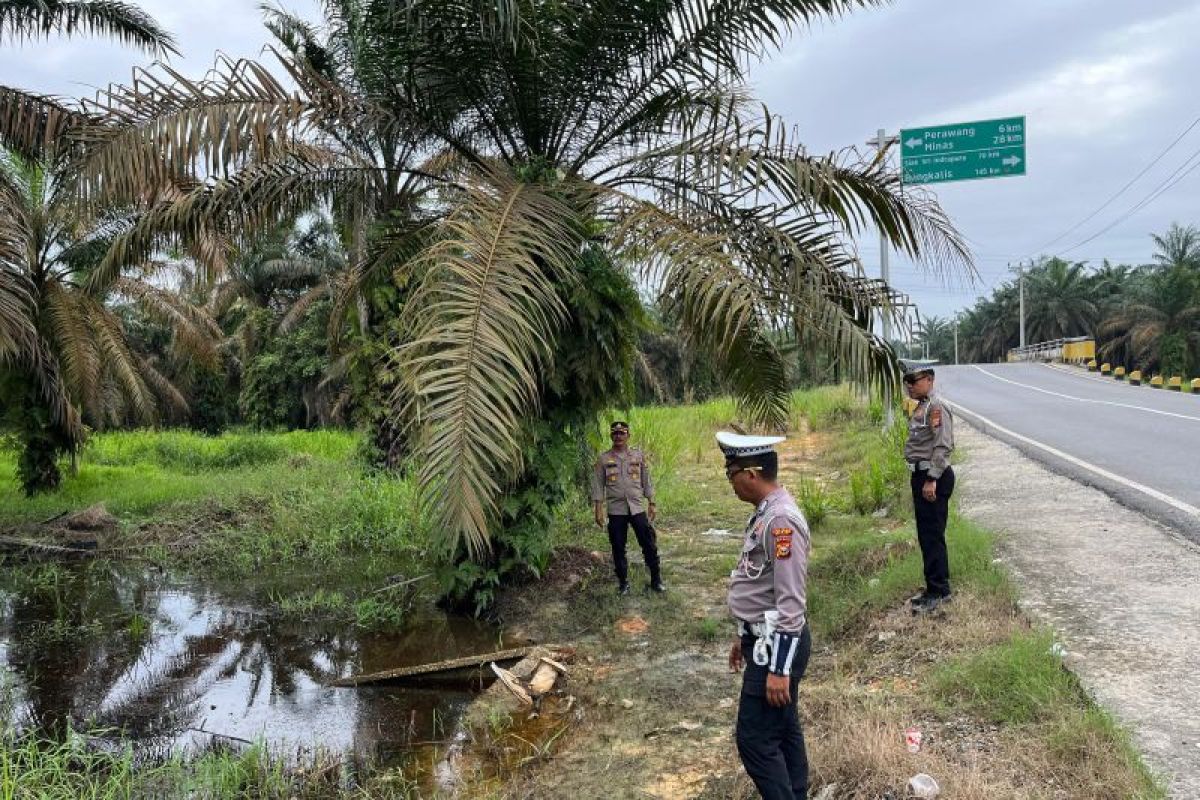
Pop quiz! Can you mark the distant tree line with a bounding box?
[912,223,1200,376]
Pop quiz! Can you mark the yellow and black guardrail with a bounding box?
[1011,337,1196,394]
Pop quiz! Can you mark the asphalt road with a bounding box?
[937,363,1200,540]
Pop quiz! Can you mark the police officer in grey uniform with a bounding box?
[591,421,664,595]
[719,432,812,800]
[902,364,956,612]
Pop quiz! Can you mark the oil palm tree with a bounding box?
[1099,265,1200,376]
[1025,257,1098,341]
[1150,222,1200,271]
[0,149,219,493]
[912,314,953,363]
[960,285,1019,363]
[8,1,971,558]
[204,218,345,366]
[0,0,182,492]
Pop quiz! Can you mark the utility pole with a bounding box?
[954,322,959,365]
[867,128,899,345]
[867,128,899,429]
[1018,262,1026,349]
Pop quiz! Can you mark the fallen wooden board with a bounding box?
[329,646,541,688]
[0,535,95,559]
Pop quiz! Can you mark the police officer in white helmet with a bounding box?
[719,432,812,800]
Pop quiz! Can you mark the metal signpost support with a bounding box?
[867,128,899,428]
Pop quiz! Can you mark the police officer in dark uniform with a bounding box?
[719,432,812,800]
[902,363,956,613]
[590,421,664,595]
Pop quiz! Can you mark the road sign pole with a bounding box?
[867,127,899,429]
[869,128,895,346]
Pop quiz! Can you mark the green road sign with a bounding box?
[900,116,1025,185]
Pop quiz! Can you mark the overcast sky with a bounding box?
[4,0,1199,321]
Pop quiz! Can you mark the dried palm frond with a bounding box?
[397,168,585,557]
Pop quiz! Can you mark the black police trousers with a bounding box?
[736,626,812,800]
[607,512,661,586]
[911,466,955,597]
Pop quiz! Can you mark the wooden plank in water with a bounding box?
[0,535,95,559]
[330,646,540,688]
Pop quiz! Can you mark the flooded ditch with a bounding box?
[0,558,518,785]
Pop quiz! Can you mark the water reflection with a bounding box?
[0,561,504,768]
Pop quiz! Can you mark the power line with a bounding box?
[1021,111,1200,258]
[1058,143,1200,257]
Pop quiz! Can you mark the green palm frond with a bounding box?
[88,300,153,424]
[42,279,102,418]
[398,169,585,556]
[87,148,386,292]
[622,100,973,277]
[0,0,177,54]
[135,353,188,416]
[607,173,913,413]
[278,281,330,334]
[113,277,222,369]
[328,216,441,345]
[608,198,789,424]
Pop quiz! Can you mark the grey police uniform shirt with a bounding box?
[590,447,654,516]
[903,396,955,479]
[727,487,810,634]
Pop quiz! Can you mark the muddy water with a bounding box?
[0,560,507,770]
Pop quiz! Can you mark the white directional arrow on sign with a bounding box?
[904,137,924,149]
[1002,155,1022,167]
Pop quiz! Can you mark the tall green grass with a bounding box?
[82,428,358,470]
[0,428,428,582]
[807,514,1008,639]
[790,385,871,432]
[931,630,1075,724]
[0,429,365,525]
[0,732,423,799]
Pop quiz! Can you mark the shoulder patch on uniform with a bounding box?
[930,407,942,427]
[774,528,793,560]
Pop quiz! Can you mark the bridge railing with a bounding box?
[1007,336,1095,364]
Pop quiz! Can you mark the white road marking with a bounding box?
[945,397,1200,519]
[970,365,1200,424]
